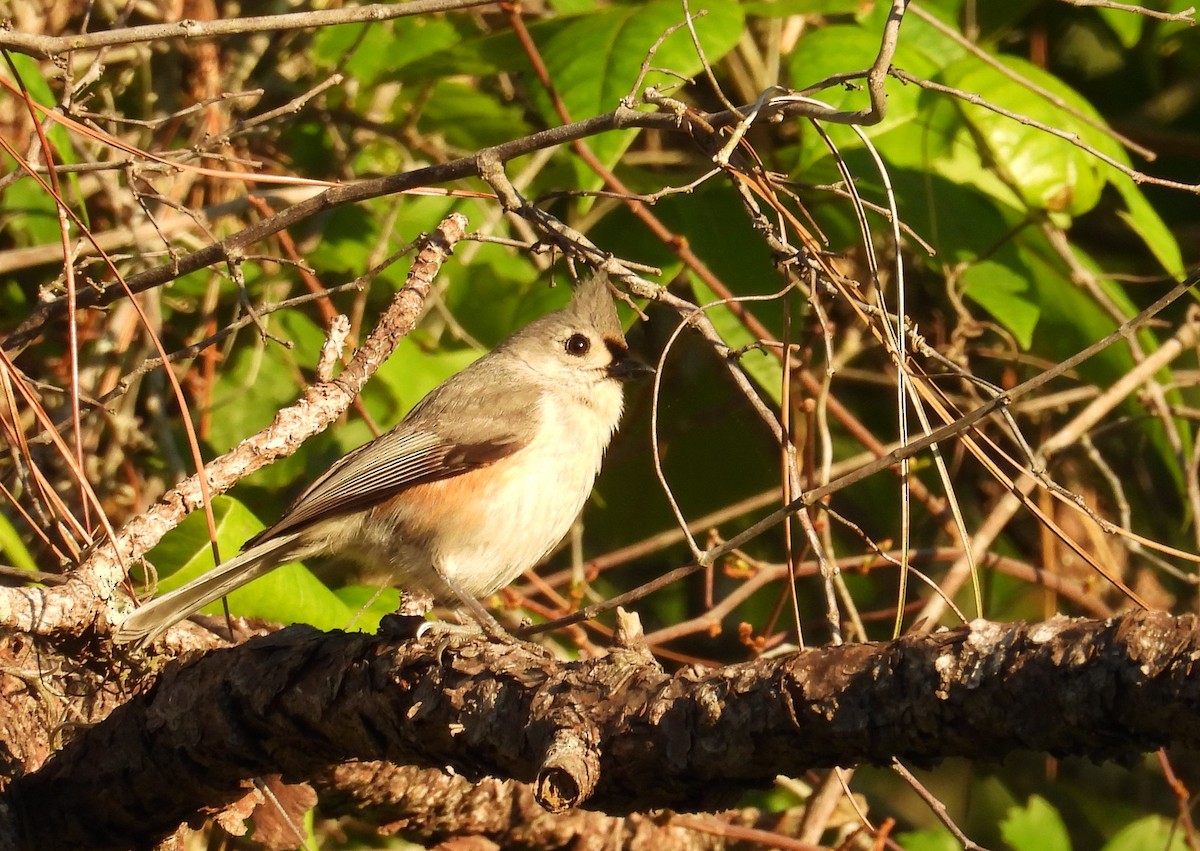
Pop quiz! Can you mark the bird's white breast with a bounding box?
[340,381,625,601]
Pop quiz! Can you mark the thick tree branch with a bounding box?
[1,610,1197,849]
[314,762,774,849]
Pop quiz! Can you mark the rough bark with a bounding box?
[1,610,1199,848]
[314,762,780,850]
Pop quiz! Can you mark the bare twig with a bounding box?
[1055,0,1195,23]
[0,0,498,59]
[891,760,985,850]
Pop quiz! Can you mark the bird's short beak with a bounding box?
[608,356,655,380]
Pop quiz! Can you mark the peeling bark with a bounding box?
[1,611,1199,848]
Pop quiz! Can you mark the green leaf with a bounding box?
[306,206,381,275]
[1025,242,1129,367]
[1097,8,1144,50]
[147,495,264,581]
[373,336,482,417]
[1,170,61,246]
[0,279,30,328]
[0,509,37,572]
[785,17,957,168]
[828,158,1042,345]
[1056,18,1128,78]
[332,584,402,632]
[445,256,563,344]
[146,496,360,632]
[961,259,1041,348]
[745,0,866,14]
[371,16,462,75]
[1101,815,1189,851]
[942,55,1120,216]
[415,80,532,150]
[311,17,459,84]
[691,278,784,407]
[1112,175,1185,277]
[860,0,969,73]
[895,827,962,851]
[788,24,888,109]
[548,0,598,13]
[206,310,327,456]
[532,0,745,180]
[201,307,362,496]
[1035,246,1189,489]
[595,178,784,385]
[786,13,961,97]
[400,0,746,166]
[4,55,55,109]
[3,55,75,165]
[975,0,1042,39]
[1000,795,1073,851]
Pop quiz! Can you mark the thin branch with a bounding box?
[0,0,499,59]
[0,108,651,350]
[1055,0,1196,23]
[891,760,985,850]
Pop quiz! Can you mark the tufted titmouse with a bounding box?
[114,271,650,645]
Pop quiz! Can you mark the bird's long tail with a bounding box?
[112,531,309,646]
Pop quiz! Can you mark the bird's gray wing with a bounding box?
[251,363,541,543]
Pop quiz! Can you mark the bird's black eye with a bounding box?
[564,333,591,356]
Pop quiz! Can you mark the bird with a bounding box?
[113,271,651,645]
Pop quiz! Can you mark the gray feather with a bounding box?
[254,367,541,543]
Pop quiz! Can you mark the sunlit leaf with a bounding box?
[531,0,745,181]
[1112,175,1185,277]
[2,54,76,165]
[415,81,532,151]
[1000,795,1073,851]
[145,496,360,632]
[0,510,36,573]
[206,309,327,456]
[943,56,1120,216]
[312,17,460,83]
[961,259,1041,348]
[896,828,962,851]
[373,336,482,416]
[691,278,784,407]
[1097,8,1144,50]
[1101,815,1190,851]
